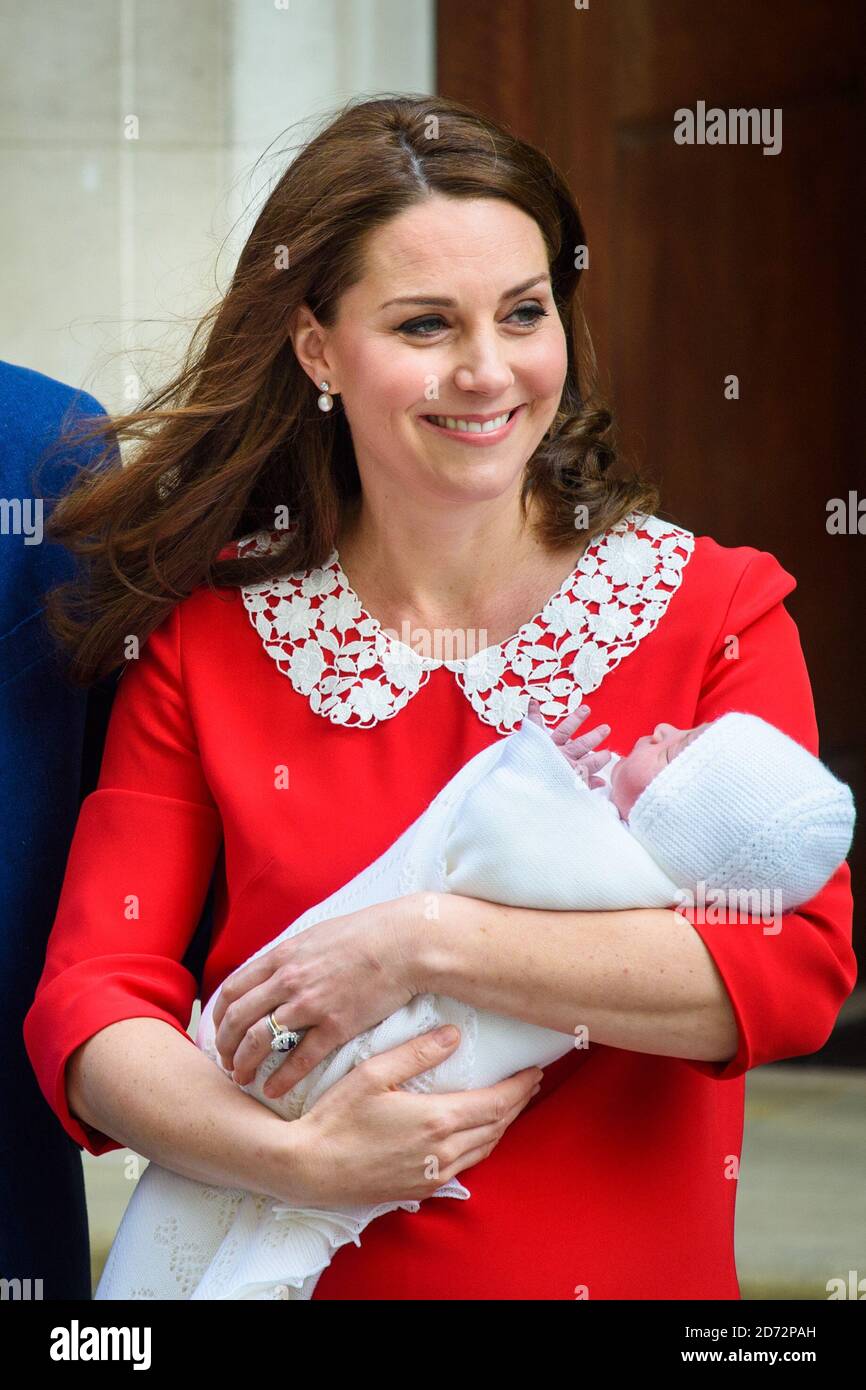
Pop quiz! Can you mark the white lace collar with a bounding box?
[237,510,695,734]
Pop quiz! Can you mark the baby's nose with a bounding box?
[653,722,677,741]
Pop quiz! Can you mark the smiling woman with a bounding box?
[22,93,855,1302]
[33,92,654,686]
[289,191,567,499]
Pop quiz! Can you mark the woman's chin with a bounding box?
[419,466,528,504]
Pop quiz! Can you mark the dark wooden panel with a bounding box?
[614,0,864,121]
[613,96,864,739]
[437,0,865,955]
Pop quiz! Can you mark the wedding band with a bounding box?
[267,1012,302,1053]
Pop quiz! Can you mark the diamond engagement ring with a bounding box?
[267,1012,302,1053]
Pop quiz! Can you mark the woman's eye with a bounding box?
[398,315,448,337]
[397,301,549,337]
[510,302,548,326]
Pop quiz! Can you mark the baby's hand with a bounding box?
[525,698,612,790]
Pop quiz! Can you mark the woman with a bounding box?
[24,93,855,1300]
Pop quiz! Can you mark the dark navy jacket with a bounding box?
[0,360,212,1299]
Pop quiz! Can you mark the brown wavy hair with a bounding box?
[37,91,660,686]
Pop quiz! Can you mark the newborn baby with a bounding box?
[96,699,856,1301]
[524,699,856,921]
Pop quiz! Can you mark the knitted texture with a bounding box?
[627,712,856,911]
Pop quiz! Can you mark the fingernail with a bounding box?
[434,1025,458,1044]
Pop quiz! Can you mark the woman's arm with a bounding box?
[67,1017,316,1201]
[411,547,857,1077]
[22,604,225,1156]
[67,1014,542,1209]
[410,895,738,1063]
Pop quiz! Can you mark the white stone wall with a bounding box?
[0,0,433,1278]
[0,0,434,414]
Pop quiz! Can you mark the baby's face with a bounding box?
[610,722,712,821]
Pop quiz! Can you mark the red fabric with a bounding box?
[22,533,856,1299]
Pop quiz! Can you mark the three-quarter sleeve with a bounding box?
[22,603,223,1155]
[674,549,857,1081]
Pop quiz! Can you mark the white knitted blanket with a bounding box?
[95,716,681,1301]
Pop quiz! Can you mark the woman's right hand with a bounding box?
[287,1026,543,1208]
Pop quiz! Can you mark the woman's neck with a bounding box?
[334,492,576,621]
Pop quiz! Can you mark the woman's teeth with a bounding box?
[425,409,514,434]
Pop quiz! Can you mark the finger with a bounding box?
[258,1026,338,1098]
[440,1066,543,1134]
[357,1026,468,1094]
[441,1140,497,1180]
[546,702,592,745]
[561,741,612,769]
[211,948,287,1033]
[229,1016,278,1083]
[231,1009,312,1087]
[575,750,612,771]
[574,722,610,748]
[563,723,610,759]
[215,977,308,1071]
[524,696,545,726]
[442,1080,540,1157]
[440,1084,541,1172]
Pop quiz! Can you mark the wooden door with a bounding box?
[437,0,865,964]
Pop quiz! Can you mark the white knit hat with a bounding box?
[626,712,856,912]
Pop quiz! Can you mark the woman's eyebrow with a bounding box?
[378,273,550,311]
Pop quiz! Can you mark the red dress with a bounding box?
[23,512,856,1300]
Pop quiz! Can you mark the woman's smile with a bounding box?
[418,402,527,445]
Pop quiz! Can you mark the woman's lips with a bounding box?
[418,403,526,445]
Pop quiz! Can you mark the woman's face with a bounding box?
[298,193,568,513]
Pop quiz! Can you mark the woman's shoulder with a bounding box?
[176,528,293,632]
[169,531,266,621]
[136,537,255,671]
[676,526,797,618]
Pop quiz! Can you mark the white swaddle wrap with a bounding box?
[95,715,683,1300]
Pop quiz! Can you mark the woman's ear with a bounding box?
[288,302,335,391]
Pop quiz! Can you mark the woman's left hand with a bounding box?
[210,893,425,1099]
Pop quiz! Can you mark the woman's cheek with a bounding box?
[532,333,568,398]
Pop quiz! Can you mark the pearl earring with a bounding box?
[317,380,334,412]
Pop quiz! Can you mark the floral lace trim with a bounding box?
[236,510,695,734]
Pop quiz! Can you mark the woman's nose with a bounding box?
[454,341,515,393]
